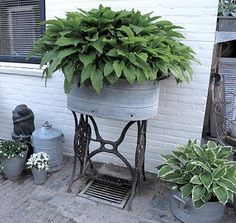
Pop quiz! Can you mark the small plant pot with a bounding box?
[170,191,225,223]
[1,148,28,180]
[31,168,47,185]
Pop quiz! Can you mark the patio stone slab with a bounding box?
[0,157,235,223]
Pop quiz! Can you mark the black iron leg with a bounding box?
[67,154,77,192]
[67,113,92,192]
[127,120,147,210]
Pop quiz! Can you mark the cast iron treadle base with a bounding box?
[67,113,147,209]
[78,175,131,209]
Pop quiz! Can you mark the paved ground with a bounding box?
[0,157,235,223]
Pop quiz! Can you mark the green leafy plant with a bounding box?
[218,0,236,16]
[158,140,236,208]
[29,5,196,93]
[0,139,28,170]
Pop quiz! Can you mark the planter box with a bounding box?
[170,191,225,223]
[218,16,236,32]
[67,80,160,121]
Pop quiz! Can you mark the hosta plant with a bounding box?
[218,0,236,16]
[158,140,236,208]
[28,5,196,93]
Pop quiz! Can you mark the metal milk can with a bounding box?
[32,121,64,172]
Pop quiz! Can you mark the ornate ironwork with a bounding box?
[67,112,148,209]
[212,73,236,145]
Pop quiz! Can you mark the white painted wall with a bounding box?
[0,0,218,172]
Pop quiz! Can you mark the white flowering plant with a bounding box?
[26,152,50,171]
[0,139,28,170]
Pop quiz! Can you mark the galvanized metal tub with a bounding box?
[67,80,160,121]
[171,191,225,223]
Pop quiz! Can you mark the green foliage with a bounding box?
[29,5,196,93]
[218,0,236,16]
[157,140,236,208]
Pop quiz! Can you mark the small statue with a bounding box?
[12,104,35,137]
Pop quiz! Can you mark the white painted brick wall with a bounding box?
[0,0,218,172]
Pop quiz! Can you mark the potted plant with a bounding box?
[218,0,236,32]
[28,5,196,121]
[158,140,236,223]
[0,139,28,180]
[26,152,50,185]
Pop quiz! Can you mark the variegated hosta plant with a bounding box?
[158,140,236,208]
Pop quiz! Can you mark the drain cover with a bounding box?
[78,175,132,209]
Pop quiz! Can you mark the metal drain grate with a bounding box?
[78,175,132,209]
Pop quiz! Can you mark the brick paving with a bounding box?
[0,157,235,223]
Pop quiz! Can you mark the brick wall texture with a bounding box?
[0,0,218,172]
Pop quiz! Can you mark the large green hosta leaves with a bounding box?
[28,5,196,93]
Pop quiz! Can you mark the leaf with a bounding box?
[135,52,148,62]
[180,183,193,198]
[207,141,217,149]
[192,185,206,201]
[217,146,232,159]
[62,61,75,83]
[59,30,71,36]
[200,172,213,189]
[79,53,96,67]
[43,19,64,29]
[120,26,134,37]
[218,178,236,193]
[158,165,173,177]
[165,157,181,166]
[47,48,78,76]
[123,65,136,84]
[161,154,175,160]
[155,20,173,27]
[136,68,146,83]
[104,62,113,76]
[90,39,104,53]
[162,170,182,181]
[190,176,202,185]
[193,199,205,208]
[202,191,212,203]
[91,69,103,93]
[113,60,124,78]
[193,145,205,158]
[205,149,216,162]
[190,161,211,173]
[129,24,143,34]
[213,186,228,205]
[81,64,95,83]
[106,49,118,57]
[103,10,116,19]
[40,50,59,68]
[85,33,98,42]
[224,166,236,180]
[106,72,118,84]
[55,37,82,47]
[213,167,227,180]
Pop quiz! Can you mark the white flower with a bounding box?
[26,152,50,170]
